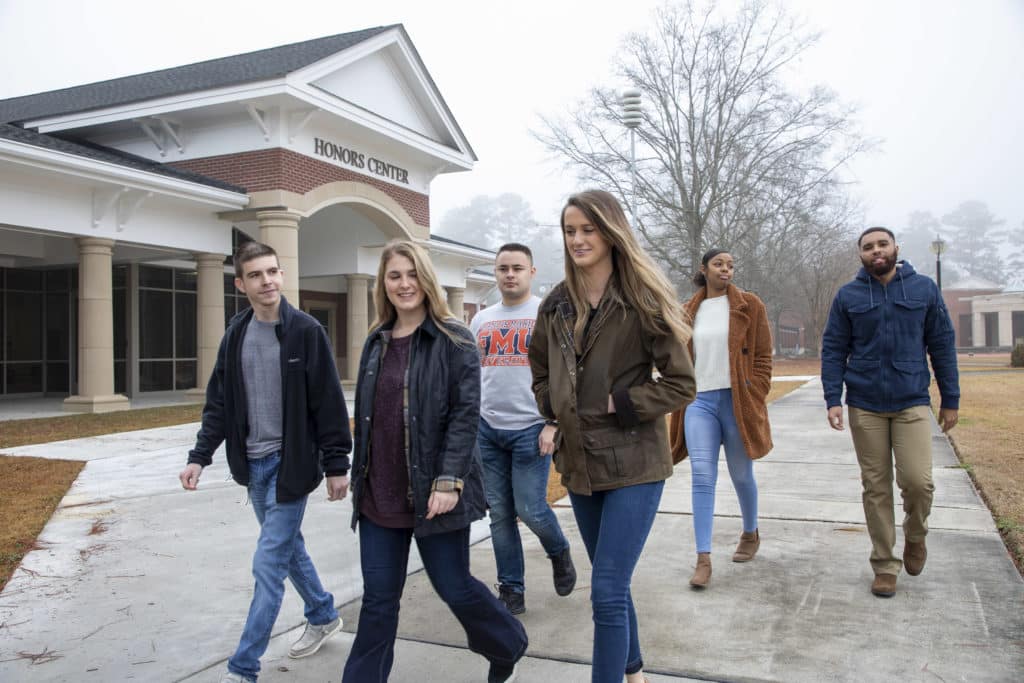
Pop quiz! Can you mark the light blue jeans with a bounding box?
[479,419,570,594]
[228,453,338,680]
[684,389,759,553]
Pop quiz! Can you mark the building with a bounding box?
[940,276,1003,348]
[0,25,494,410]
[964,291,1024,350]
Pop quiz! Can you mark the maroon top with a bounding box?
[361,333,415,528]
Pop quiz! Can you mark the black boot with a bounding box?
[551,547,577,596]
[497,584,525,615]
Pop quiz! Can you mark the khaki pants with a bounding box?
[848,405,935,576]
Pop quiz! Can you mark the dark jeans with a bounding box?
[479,419,570,594]
[342,518,528,682]
[569,480,663,683]
[228,453,337,680]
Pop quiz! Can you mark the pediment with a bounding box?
[295,30,470,157]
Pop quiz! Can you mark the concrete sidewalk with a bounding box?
[1,380,1022,682]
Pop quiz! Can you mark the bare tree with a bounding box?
[534,0,870,291]
[436,193,564,290]
[789,197,861,356]
[437,193,539,249]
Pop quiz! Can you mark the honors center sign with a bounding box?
[313,137,410,185]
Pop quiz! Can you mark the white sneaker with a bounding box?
[220,672,255,683]
[288,616,343,658]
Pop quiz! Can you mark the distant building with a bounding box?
[941,276,1004,347]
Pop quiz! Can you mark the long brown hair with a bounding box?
[369,239,469,345]
[560,190,691,349]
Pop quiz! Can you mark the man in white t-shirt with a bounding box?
[471,243,576,616]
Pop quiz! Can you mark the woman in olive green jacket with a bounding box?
[529,190,695,683]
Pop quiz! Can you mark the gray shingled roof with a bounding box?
[0,123,247,193]
[0,25,396,124]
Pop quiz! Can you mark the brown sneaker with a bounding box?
[903,539,927,576]
[689,553,711,589]
[732,529,760,562]
[871,573,897,598]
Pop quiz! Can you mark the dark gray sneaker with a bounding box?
[551,547,577,596]
[497,584,525,615]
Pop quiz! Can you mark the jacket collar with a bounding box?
[854,259,916,284]
[373,313,442,341]
[684,283,747,317]
[228,295,296,336]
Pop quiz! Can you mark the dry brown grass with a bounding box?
[545,378,810,504]
[0,404,203,593]
[0,455,84,591]
[773,358,822,376]
[931,371,1024,573]
[0,404,202,449]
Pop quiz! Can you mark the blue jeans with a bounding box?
[342,518,528,683]
[569,480,663,683]
[479,419,570,593]
[228,453,338,680]
[684,389,759,553]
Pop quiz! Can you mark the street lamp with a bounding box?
[619,88,643,218]
[930,234,947,291]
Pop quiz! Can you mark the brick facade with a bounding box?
[171,148,430,226]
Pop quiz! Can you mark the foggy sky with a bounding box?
[1,0,1021,235]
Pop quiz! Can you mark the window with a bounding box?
[1,267,75,395]
[138,264,198,391]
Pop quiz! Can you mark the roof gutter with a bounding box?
[0,137,250,209]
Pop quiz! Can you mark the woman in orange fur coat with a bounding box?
[669,248,773,589]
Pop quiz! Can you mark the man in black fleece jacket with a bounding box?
[179,241,352,683]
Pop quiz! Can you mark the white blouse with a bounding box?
[692,295,732,393]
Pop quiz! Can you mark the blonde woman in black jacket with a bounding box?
[342,240,527,683]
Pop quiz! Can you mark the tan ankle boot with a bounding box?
[690,552,711,588]
[732,529,760,562]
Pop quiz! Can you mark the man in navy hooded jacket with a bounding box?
[822,227,959,599]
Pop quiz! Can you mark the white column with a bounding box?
[64,237,130,413]
[346,274,372,381]
[999,310,1013,347]
[186,252,227,397]
[972,312,984,349]
[257,209,302,306]
[446,286,466,322]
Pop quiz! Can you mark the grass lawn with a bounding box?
[931,370,1024,573]
[0,404,202,450]
[0,404,206,592]
[0,456,84,591]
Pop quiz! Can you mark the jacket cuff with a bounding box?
[431,476,464,494]
[187,451,212,468]
[323,454,351,478]
[940,398,960,411]
[542,394,554,420]
[612,389,639,428]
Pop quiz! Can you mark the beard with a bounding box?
[861,251,898,277]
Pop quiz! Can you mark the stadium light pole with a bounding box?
[619,88,643,219]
